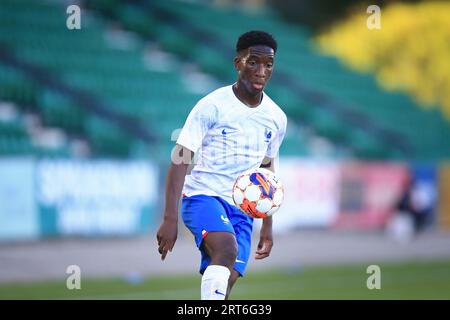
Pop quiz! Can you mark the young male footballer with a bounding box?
[157,31,287,300]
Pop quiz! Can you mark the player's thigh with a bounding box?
[202,231,238,261]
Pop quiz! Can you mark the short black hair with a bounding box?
[236,30,277,53]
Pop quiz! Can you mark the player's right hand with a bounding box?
[156,218,178,261]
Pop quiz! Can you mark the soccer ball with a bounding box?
[232,167,284,218]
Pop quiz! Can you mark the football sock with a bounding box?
[201,265,230,300]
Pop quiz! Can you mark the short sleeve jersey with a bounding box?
[176,85,287,205]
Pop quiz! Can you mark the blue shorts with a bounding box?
[181,194,254,276]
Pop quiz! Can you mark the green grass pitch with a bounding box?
[1,259,449,299]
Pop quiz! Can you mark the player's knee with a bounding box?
[224,244,238,265]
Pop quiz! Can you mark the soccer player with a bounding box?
[156,30,287,300]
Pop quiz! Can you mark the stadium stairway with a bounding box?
[0,0,204,160]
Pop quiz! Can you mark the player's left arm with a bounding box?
[256,156,274,260]
[257,113,286,260]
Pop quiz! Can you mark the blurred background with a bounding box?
[1,0,450,299]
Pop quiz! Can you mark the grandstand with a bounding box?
[1,0,450,162]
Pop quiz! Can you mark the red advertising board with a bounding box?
[333,162,409,230]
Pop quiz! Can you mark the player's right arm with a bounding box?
[157,98,213,260]
[157,144,194,261]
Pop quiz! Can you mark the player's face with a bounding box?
[235,45,275,96]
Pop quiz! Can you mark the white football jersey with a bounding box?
[176,85,287,205]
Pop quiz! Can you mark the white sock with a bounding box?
[201,265,230,300]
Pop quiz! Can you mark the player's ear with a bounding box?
[233,56,240,71]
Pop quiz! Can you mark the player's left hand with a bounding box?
[255,222,273,260]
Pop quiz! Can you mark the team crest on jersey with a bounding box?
[264,128,272,143]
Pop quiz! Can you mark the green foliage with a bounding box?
[317,1,450,118]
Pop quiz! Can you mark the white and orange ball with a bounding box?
[232,167,284,218]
